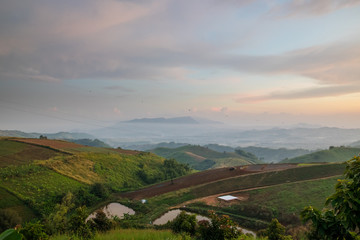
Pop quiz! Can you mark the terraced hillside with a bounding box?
[150,145,261,170]
[0,138,190,223]
[119,162,345,230]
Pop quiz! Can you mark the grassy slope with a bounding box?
[151,145,260,170]
[0,138,180,220]
[281,146,360,163]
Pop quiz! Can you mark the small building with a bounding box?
[217,195,238,202]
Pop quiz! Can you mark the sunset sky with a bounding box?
[1,0,360,131]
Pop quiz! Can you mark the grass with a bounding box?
[282,146,360,163]
[1,164,86,215]
[49,228,266,240]
[50,229,185,240]
[0,187,36,222]
[184,175,342,230]
[189,163,345,199]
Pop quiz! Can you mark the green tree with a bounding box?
[44,192,74,234]
[170,211,197,236]
[90,210,113,232]
[68,206,94,239]
[19,221,48,240]
[163,159,178,184]
[265,218,293,240]
[197,211,240,240]
[301,156,360,239]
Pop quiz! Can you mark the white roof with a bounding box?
[217,195,238,201]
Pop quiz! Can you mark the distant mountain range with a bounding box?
[0,130,94,139]
[125,116,199,124]
[124,116,222,125]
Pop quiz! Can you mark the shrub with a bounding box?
[0,209,21,233]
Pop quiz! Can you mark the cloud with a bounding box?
[236,85,360,103]
[267,0,360,18]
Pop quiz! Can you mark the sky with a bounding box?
[1,0,360,132]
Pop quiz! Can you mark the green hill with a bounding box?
[0,138,191,224]
[150,145,260,170]
[237,146,312,163]
[280,146,360,163]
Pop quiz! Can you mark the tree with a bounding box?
[90,210,113,232]
[20,221,48,240]
[68,206,94,239]
[44,192,74,234]
[170,211,197,236]
[197,211,241,240]
[265,218,293,240]
[163,159,178,184]
[301,156,360,239]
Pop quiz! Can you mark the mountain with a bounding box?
[237,146,312,163]
[0,130,94,139]
[280,146,360,163]
[125,116,199,124]
[150,145,261,170]
[65,138,111,148]
[349,140,360,148]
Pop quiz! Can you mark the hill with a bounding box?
[65,138,111,148]
[150,145,261,170]
[0,130,94,139]
[0,138,191,224]
[349,140,360,148]
[237,146,312,163]
[125,116,198,124]
[280,146,360,163]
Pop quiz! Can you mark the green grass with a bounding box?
[242,175,340,215]
[183,175,341,230]
[282,146,360,163]
[189,163,345,199]
[0,187,36,222]
[1,164,86,215]
[50,229,185,240]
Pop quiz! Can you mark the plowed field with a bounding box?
[120,164,298,200]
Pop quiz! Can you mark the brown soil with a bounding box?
[111,148,142,155]
[119,164,298,200]
[13,138,84,150]
[0,143,59,167]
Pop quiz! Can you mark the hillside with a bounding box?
[119,162,345,230]
[280,146,360,163]
[0,138,191,224]
[238,146,312,163]
[150,145,261,170]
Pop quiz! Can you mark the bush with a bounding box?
[0,209,21,233]
[19,221,48,240]
[170,211,197,236]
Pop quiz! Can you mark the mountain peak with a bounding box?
[125,116,199,124]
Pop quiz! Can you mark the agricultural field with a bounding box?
[117,162,345,230]
[0,137,191,224]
